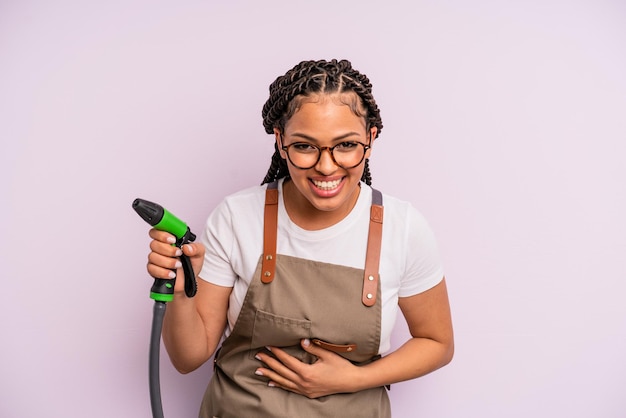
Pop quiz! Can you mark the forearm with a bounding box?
[350,337,454,392]
[348,279,455,390]
[161,279,231,374]
[161,294,213,374]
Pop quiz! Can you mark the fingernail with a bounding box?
[175,249,183,257]
[255,369,263,376]
[166,236,176,244]
[268,382,275,387]
[174,261,182,269]
[265,346,272,352]
[184,244,193,253]
[303,338,310,347]
[168,271,176,279]
[255,354,262,361]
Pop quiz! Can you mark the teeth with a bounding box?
[313,179,341,190]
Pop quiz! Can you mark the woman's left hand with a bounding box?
[254,338,358,398]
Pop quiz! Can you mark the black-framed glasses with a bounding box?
[281,136,370,170]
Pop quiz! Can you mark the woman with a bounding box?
[147,59,453,417]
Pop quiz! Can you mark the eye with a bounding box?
[335,141,360,151]
[291,142,318,153]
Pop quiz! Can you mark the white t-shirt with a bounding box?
[199,179,443,354]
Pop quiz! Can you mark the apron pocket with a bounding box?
[250,309,313,362]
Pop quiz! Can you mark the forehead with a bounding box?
[284,98,367,135]
[285,93,367,132]
[291,92,365,114]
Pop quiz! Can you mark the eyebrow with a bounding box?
[288,131,363,143]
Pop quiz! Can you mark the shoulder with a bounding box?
[204,184,268,235]
[377,191,423,222]
[213,184,267,215]
[224,183,267,205]
[376,190,438,244]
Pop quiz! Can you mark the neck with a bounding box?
[282,179,360,230]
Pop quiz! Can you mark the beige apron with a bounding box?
[199,182,390,418]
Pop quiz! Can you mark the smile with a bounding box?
[312,178,342,190]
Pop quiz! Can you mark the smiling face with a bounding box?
[275,93,377,229]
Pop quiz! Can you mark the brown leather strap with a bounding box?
[312,339,357,353]
[261,182,279,284]
[362,189,383,307]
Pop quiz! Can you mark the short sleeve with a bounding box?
[398,206,444,297]
[198,201,238,287]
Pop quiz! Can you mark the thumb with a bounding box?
[301,338,326,357]
[182,243,199,256]
[181,243,205,276]
[303,339,357,358]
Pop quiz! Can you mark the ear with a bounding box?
[369,126,378,143]
[365,126,377,159]
[274,128,287,159]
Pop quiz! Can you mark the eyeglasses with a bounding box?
[281,137,370,170]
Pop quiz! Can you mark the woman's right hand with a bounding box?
[146,228,206,295]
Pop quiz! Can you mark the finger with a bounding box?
[264,346,308,374]
[146,251,185,292]
[182,243,205,257]
[146,262,177,280]
[267,380,303,396]
[301,339,341,362]
[149,237,182,257]
[148,228,177,244]
[255,350,300,383]
[300,338,325,357]
[181,243,205,277]
[147,251,182,272]
[257,368,302,395]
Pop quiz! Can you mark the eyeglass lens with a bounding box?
[285,142,366,169]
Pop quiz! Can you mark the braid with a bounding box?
[261,59,383,185]
[362,159,372,186]
[261,144,290,185]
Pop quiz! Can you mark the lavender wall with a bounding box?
[2,1,625,417]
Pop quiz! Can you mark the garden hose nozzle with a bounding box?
[132,198,197,302]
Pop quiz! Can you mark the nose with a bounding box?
[315,147,339,174]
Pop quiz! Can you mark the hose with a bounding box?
[149,301,167,418]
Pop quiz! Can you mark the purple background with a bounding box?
[2,1,625,417]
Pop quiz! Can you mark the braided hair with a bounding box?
[261,59,383,185]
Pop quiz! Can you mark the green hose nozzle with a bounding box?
[133,198,197,302]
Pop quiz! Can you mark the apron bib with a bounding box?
[199,182,390,418]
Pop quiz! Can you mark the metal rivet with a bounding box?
[366,293,373,299]
[368,275,374,281]
[266,254,273,260]
[264,271,271,277]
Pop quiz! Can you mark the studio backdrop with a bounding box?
[1,1,625,417]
